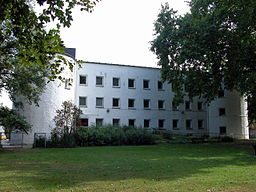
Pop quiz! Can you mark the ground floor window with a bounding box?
[128,119,135,127]
[144,119,150,128]
[113,119,120,126]
[80,118,88,127]
[158,119,165,129]
[173,119,179,130]
[96,118,103,126]
[219,126,227,135]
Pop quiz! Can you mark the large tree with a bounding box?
[151,0,256,120]
[0,0,99,105]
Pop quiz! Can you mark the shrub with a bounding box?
[48,125,156,147]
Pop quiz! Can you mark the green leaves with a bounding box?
[0,0,99,106]
[0,106,31,135]
[151,0,256,120]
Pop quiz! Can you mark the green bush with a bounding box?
[74,125,155,147]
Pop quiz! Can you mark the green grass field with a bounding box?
[0,144,255,192]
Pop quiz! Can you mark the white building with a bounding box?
[7,49,249,146]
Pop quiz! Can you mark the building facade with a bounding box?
[7,50,249,146]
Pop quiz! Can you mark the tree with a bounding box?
[151,1,256,120]
[0,0,99,105]
[0,106,31,136]
[53,101,82,136]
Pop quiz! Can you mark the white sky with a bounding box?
[60,0,190,67]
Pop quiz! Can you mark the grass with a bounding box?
[0,143,256,192]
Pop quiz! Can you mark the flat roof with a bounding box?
[83,61,160,70]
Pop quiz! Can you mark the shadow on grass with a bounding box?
[0,143,255,191]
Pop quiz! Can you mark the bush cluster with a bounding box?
[46,125,155,148]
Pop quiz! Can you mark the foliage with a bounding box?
[48,125,156,147]
[151,1,256,120]
[52,101,82,137]
[0,0,99,105]
[0,106,31,136]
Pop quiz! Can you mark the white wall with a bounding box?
[76,62,208,135]
[14,55,76,146]
[208,90,249,139]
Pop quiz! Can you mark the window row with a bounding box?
[79,75,165,90]
[80,118,205,130]
[79,97,165,109]
[79,96,206,111]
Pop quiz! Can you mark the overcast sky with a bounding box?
[60,0,190,67]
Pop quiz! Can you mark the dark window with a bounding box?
[79,97,87,106]
[96,76,103,86]
[65,79,71,89]
[128,99,135,108]
[128,79,135,88]
[79,75,87,85]
[173,119,179,130]
[220,126,227,135]
[172,101,179,111]
[96,97,104,108]
[143,80,149,89]
[144,119,150,128]
[113,119,120,126]
[158,100,164,109]
[158,119,164,128]
[198,120,204,129]
[218,90,225,98]
[158,81,163,90]
[186,120,192,129]
[112,98,120,108]
[80,118,88,127]
[96,118,103,126]
[144,99,150,109]
[219,108,226,116]
[185,101,191,110]
[128,119,135,127]
[197,102,203,110]
[113,78,120,87]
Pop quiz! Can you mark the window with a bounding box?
[173,119,179,130]
[185,101,191,110]
[128,119,135,127]
[128,79,135,88]
[158,119,165,128]
[144,99,150,109]
[219,108,226,116]
[143,80,150,89]
[158,100,165,110]
[80,118,88,127]
[172,101,179,111]
[113,77,120,87]
[96,97,104,108]
[219,126,227,135]
[144,119,150,128]
[197,102,203,110]
[113,119,120,126]
[128,99,135,108]
[112,98,120,108]
[186,120,192,130]
[79,75,87,85]
[79,96,87,107]
[158,81,163,90]
[96,76,103,86]
[96,118,103,126]
[65,79,71,90]
[218,90,225,98]
[198,120,204,129]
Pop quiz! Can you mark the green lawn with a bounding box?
[0,144,255,192]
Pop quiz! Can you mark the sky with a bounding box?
[60,0,190,68]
